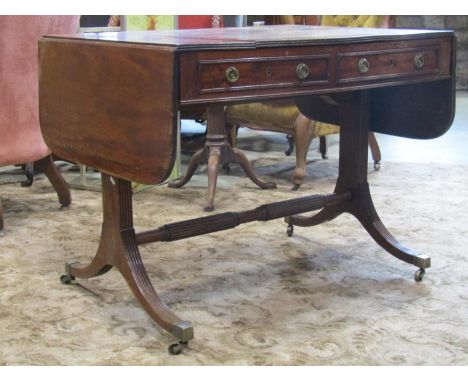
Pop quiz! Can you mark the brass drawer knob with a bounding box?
[296,63,310,80]
[357,58,370,74]
[414,54,425,69]
[225,66,240,83]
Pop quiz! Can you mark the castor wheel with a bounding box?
[60,274,75,284]
[374,161,381,170]
[168,341,188,355]
[287,224,294,237]
[414,268,425,282]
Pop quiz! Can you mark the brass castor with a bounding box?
[414,268,425,282]
[168,341,188,355]
[287,224,294,237]
[374,161,381,170]
[60,274,75,284]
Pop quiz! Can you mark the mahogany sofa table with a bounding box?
[39,26,456,354]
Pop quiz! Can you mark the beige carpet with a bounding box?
[1,157,467,365]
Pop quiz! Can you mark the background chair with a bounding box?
[0,16,79,234]
[226,16,393,189]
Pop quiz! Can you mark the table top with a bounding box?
[45,25,454,50]
[39,25,456,185]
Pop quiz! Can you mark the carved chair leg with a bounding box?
[291,114,314,190]
[35,155,71,207]
[61,173,194,343]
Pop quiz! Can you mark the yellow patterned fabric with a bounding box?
[321,15,385,28]
[226,101,300,132]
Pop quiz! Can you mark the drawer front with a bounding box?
[197,55,330,94]
[179,37,452,105]
[337,46,440,83]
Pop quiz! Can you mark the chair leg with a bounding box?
[319,132,381,170]
[319,136,328,159]
[226,123,239,148]
[368,132,381,170]
[21,162,35,187]
[285,134,295,156]
[223,123,239,173]
[34,155,72,208]
[291,114,314,190]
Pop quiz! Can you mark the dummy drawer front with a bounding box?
[337,46,440,84]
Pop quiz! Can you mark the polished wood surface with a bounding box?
[179,37,452,105]
[39,40,177,184]
[39,26,455,353]
[40,27,455,185]
[48,25,451,48]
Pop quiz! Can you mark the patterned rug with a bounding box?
[1,157,467,365]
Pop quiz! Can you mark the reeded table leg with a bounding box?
[288,91,430,281]
[61,173,194,349]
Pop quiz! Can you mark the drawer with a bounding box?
[179,38,451,105]
[337,46,440,83]
[195,54,330,94]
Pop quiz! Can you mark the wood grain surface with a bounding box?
[39,39,178,184]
